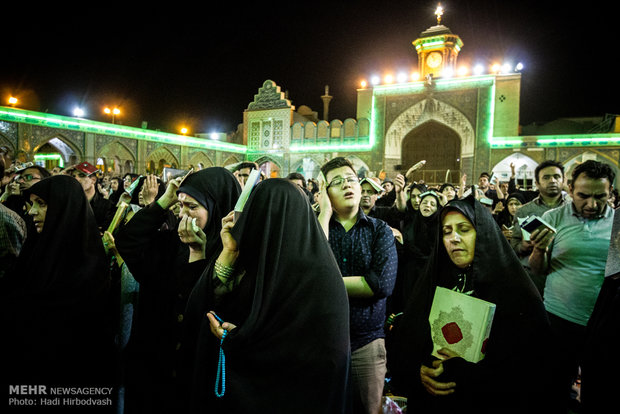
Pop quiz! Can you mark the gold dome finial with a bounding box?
[435,3,444,25]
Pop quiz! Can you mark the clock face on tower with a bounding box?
[426,51,443,68]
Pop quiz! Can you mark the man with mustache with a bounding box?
[529,160,615,414]
[359,176,404,232]
[510,160,568,294]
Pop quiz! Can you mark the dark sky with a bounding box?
[2,1,616,134]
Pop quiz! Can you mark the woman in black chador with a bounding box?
[393,190,443,311]
[391,195,554,414]
[1,175,114,390]
[180,178,351,414]
[114,167,241,413]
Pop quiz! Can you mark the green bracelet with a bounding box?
[215,260,236,279]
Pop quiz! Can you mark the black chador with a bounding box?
[181,179,351,414]
[391,196,554,414]
[1,175,114,391]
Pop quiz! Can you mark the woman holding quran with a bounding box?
[113,167,241,413]
[178,178,351,413]
[391,194,555,414]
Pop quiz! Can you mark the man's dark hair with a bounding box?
[479,172,490,179]
[571,160,615,185]
[286,172,306,187]
[234,162,258,172]
[320,157,355,178]
[24,165,51,179]
[534,160,565,183]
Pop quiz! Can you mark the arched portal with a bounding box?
[99,140,136,174]
[188,151,214,170]
[384,98,475,184]
[259,161,280,178]
[290,156,323,180]
[563,150,619,187]
[33,136,81,170]
[346,155,372,178]
[146,147,179,175]
[401,121,461,184]
[491,153,539,189]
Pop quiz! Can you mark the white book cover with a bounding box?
[233,168,261,222]
[428,287,496,363]
[517,217,529,241]
[519,215,556,241]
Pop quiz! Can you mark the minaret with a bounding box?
[321,85,333,121]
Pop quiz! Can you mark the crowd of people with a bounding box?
[1,146,618,414]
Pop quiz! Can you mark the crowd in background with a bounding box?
[1,145,618,414]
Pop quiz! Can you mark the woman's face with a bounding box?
[442,210,477,269]
[507,198,522,216]
[409,188,422,210]
[123,176,133,190]
[178,192,209,229]
[420,195,438,217]
[28,193,48,233]
[441,186,456,201]
[110,179,119,191]
[138,186,146,206]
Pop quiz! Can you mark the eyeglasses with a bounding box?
[17,174,41,182]
[327,175,359,189]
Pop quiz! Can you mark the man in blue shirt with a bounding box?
[529,160,615,412]
[317,157,398,414]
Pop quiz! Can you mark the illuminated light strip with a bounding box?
[489,134,620,148]
[489,140,524,147]
[372,75,496,95]
[537,135,620,144]
[415,40,446,50]
[487,77,496,144]
[370,94,377,149]
[0,107,247,154]
[34,153,64,167]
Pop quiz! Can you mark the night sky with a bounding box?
[2,1,616,134]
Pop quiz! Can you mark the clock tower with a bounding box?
[413,4,463,79]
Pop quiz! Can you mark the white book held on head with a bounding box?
[428,287,496,363]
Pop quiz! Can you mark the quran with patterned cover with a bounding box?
[428,287,496,363]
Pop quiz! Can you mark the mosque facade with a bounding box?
[1,15,619,187]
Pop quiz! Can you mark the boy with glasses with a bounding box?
[317,157,398,414]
